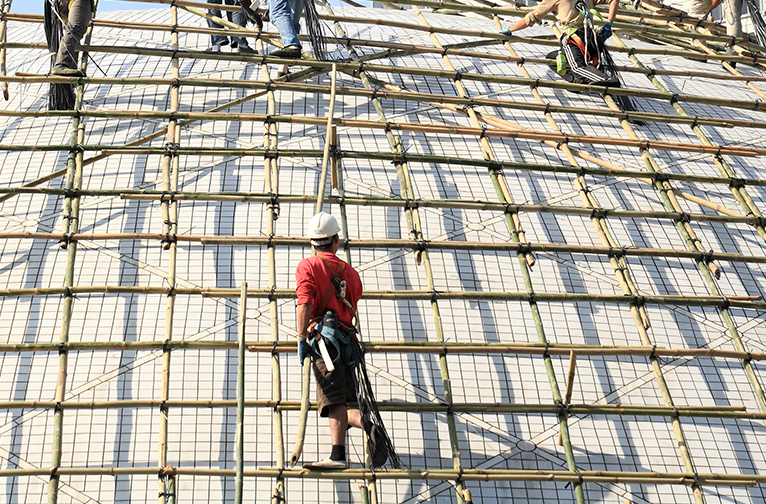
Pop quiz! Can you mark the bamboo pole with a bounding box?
[0,0,12,100]
[0,464,764,485]
[256,37,287,504]
[47,1,99,499]
[236,282,247,504]
[4,339,766,362]
[158,6,181,503]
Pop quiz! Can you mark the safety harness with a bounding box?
[561,1,603,68]
[307,256,357,366]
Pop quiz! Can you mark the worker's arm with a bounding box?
[607,0,619,22]
[297,302,313,339]
[709,0,722,15]
[502,17,530,34]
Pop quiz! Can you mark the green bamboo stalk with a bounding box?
[47,1,99,500]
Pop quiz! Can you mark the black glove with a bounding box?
[598,21,613,40]
[298,339,311,362]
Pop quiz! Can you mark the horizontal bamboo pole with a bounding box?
[4,23,763,84]
[0,398,755,419]
[1,339,765,362]
[0,464,758,485]
[5,55,766,112]
[1,231,765,266]
[0,285,761,310]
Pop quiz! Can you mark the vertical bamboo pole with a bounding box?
[613,35,766,414]
[236,282,247,504]
[47,1,98,500]
[315,63,337,213]
[0,0,12,101]
[258,37,287,504]
[158,4,180,503]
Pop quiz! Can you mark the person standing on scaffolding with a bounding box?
[500,0,620,86]
[295,211,367,469]
[47,0,93,76]
[206,0,255,53]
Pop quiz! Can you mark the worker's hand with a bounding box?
[499,28,513,37]
[298,339,311,362]
[598,22,613,40]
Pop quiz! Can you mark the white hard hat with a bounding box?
[307,211,341,245]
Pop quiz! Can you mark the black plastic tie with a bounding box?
[544,103,551,115]
[649,344,657,359]
[503,203,518,214]
[266,79,276,91]
[431,289,439,303]
[518,56,526,65]
[276,467,285,480]
[268,285,276,302]
[167,287,175,298]
[456,467,464,483]
[591,207,606,219]
[721,295,731,310]
[690,116,699,129]
[70,144,85,154]
[670,93,679,104]
[671,404,680,417]
[160,400,167,411]
[273,399,281,413]
[384,121,393,132]
[271,341,278,356]
[542,341,549,358]
[371,87,379,101]
[454,70,463,81]
[164,142,179,156]
[441,340,448,355]
[59,342,66,355]
[556,132,569,149]
[479,125,488,138]
[51,466,59,477]
[745,351,753,362]
[679,212,691,223]
[64,286,74,299]
[729,177,745,188]
[632,294,645,307]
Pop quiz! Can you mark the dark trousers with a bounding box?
[561,29,611,84]
[207,0,248,47]
[55,0,93,69]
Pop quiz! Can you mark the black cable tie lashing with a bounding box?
[690,116,699,129]
[517,242,532,255]
[479,125,488,139]
[518,56,526,65]
[267,234,274,248]
[628,47,636,56]
[542,341,549,358]
[51,466,59,477]
[164,142,179,156]
[384,121,393,132]
[441,47,449,57]
[404,198,418,210]
[692,472,701,486]
[64,286,74,299]
[371,87,379,101]
[565,469,584,488]
[167,287,175,298]
[503,202,519,214]
[353,61,364,78]
[533,78,541,89]
[632,294,645,307]
[431,289,439,303]
[721,295,731,310]
[729,35,737,47]
[678,212,691,223]
[70,143,85,154]
[649,344,657,359]
[701,249,714,264]
[62,214,78,222]
[456,468,464,483]
[745,351,753,362]
[715,145,723,157]
[266,79,276,91]
[276,467,285,480]
[454,70,463,81]
[160,191,169,203]
[544,103,551,115]
[59,342,66,355]
[260,54,268,65]
[271,341,278,356]
[678,12,684,24]
[160,400,167,412]
[556,132,569,149]
[654,172,669,183]
[273,400,281,413]
[441,340,448,355]
[268,285,276,302]
[671,404,680,417]
[670,94,679,104]
[729,177,745,188]
[170,23,178,33]
[163,338,170,352]
[590,208,606,219]
[370,466,377,481]
[164,232,176,244]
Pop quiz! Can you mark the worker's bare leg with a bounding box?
[328,404,363,445]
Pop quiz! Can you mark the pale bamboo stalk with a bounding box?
[316,63,337,214]
[158,6,180,503]
[236,282,247,504]
[0,0,12,100]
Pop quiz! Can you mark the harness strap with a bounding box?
[315,255,347,316]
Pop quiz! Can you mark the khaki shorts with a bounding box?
[313,352,357,417]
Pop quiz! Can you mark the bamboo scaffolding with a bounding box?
[615,35,766,418]
[4,1,766,501]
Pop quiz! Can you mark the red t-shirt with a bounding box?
[295,252,362,326]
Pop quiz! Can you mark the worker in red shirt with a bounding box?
[296,211,365,469]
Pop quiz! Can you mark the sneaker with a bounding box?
[238,45,257,54]
[230,40,239,49]
[270,45,302,58]
[206,44,222,53]
[303,458,347,470]
[368,424,388,468]
[50,65,84,77]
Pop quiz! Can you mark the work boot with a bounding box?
[303,458,347,470]
[238,45,257,54]
[270,45,302,58]
[51,65,85,77]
